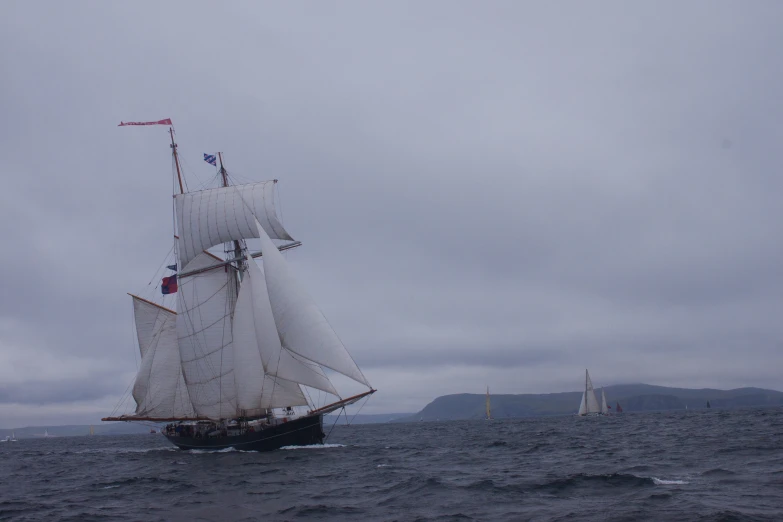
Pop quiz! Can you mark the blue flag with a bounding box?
[203,153,217,166]
[167,264,177,271]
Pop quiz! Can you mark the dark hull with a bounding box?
[165,414,324,452]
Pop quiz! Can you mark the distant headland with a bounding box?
[401,384,783,422]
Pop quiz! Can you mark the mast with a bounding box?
[218,152,246,279]
[170,128,184,194]
[584,369,589,413]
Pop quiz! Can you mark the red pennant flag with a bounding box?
[118,118,173,127]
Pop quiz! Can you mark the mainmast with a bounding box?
[170,128,184,194]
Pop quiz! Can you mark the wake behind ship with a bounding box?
[103,121,374,451]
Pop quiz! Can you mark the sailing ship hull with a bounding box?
[165,414,324,452]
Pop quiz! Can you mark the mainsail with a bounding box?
[130,296,194,419]
[601,389,609,415]
[176,253,239,420]
[578,369,602,415]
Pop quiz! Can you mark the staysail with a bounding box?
[254,219,372,388]
[243,254,339,395]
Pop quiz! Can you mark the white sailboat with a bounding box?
[577,369,604,416]
[601,388,609,415]
[103,122,375,451]
[485,387,492,420]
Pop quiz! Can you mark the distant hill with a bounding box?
[401,385,783,422]
[324,413,414,424]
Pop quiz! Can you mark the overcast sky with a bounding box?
[2,1,783,428]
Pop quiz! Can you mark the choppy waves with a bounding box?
[1,408,782,521]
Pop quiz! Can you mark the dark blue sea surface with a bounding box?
[2,408,782,521]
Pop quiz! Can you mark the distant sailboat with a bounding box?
[485,387,492,420]
[577,369,603,416]
[44,429,49,438]
[89,425,94,436]
[706,401,711,409]
[615,402,623,413]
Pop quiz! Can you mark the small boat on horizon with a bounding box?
[485,386,492,421]
[577,369,608,416]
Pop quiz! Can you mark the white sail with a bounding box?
[245,256,339,396]
[258,376,309,409]
[585,370,601,413]
[254,220,371,388]
[601,389,609,414]
[131,297,194,419]
[175,182,293,271]
[231,268,269,416]
[176,253,238,420]
[577,391,587,415]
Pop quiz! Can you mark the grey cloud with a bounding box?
[2,1,783,426]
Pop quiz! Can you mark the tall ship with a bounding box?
[577,369,606,416]
[103,123,375,451]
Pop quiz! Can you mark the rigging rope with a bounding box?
[324,408,343,442]
[347,396,371,426]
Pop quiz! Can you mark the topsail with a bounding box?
[175,182,293,271]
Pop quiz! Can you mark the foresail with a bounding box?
[176,253,238,420]
[601,389,609,414]
[175,182,293,271]
[245,256,338,396]
[254,220,371,388]
[577,391,587,415]
[131,297,194,419]
[584,369,601,413]
[586,389,601,413]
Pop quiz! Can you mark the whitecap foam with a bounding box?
[187,447,238,454]
[651,477,689,485]
[377,464,390,468]
[280,443,345,450]
[77,447,176,455]
[101,485,121,490]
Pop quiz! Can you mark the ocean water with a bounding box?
[1,408,782,521]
